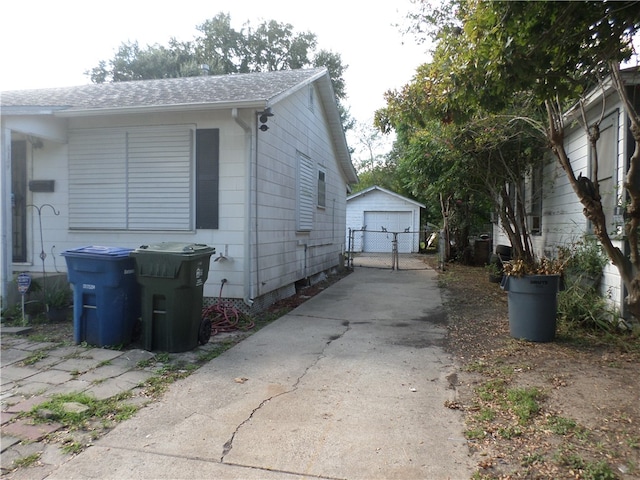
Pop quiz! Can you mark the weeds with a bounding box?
[61,440,84,455]
[507,387,542,424]
[555,450,617,480]
[27,392,138,429]
[12,453,41,468]
[547,415,578,435]
[497,425,522,439]
[22,349,50,366]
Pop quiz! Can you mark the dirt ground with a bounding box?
[7,263,639,479]
[432,257,640,479]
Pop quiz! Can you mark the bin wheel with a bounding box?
[198,318,212,345]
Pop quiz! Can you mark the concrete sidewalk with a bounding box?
[10,267,474,479]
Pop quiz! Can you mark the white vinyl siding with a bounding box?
[69,125,193,231]
[297,153,314,231]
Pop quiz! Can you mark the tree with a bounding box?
[86,12,351,128]
[393,0,640,318]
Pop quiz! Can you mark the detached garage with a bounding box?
[346,186,425,253]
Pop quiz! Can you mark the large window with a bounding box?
[69,125,196,231]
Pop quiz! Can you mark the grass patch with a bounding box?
[555,450,617,480]
[507,386,543,424]
[154,352,171,363]
[12,453,41,468]
[475,378,508,402]
[141,365,193,398]
[21,349,49,366]
[465,427,485,440]
[547,415,579,435]
[61,439,84,455]
[136,358,153,368]
[475,407,496,422]
[521,452,544,467]
[196,340,236,363]
[27,392,138,429]
[498,425,522,439]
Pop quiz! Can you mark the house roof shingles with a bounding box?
[0,68,326,112]
[1,68,358,183]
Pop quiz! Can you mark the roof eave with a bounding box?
[53,99,268,118]
[313,72,358,184]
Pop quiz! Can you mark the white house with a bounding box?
[346,186,424,253]
[492,68,638,320]
[0,68,358,312]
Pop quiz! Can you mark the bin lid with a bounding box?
[61,246,134,258]
[133,242,214,256]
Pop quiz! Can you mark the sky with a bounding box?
[0,0,432,157]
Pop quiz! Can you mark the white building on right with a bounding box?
[493,67,639,321]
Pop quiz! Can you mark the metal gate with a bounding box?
[346,228,430,270]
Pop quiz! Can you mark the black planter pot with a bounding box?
[47,305,71,322]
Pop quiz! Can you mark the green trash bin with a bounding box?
[130,242,215,352]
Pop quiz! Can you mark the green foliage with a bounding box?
[555,451,618,480]
[22,349,49,366]
[45,285,72,308]
[61,440,84,455]
[558,282,619,332]
[547,415,581,436]
[507,386,542,425]
[386,1,639,255]
[12,453,41,468]
[498,425,522,439]
[560,236,609,281]
[87,12,350,128]
[410,1,640,113]
[29,392,138,429]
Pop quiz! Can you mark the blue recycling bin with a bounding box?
[62,246,140,347]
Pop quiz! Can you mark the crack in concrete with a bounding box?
[219,320,351,463]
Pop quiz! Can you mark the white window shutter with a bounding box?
[68,126,193,231]
[297,153,314,231]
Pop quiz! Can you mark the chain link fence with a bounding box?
[346,228,432,270]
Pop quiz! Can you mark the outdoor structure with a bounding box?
[346,186,424,253]
[492,69,638,320]
[0,68,358,312]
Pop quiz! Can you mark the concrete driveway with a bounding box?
[45,267,473,479]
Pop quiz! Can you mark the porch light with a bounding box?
[258,107,274,131]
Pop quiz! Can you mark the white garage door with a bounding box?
[363,211,413,253]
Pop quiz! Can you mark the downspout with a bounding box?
[232,108,255,307]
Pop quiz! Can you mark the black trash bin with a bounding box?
[62,246,140,347]
[130,242,215,352]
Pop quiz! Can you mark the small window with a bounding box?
[308,85,315,111]
[317,169,326,207]
[196,129,220,229]
[529,164,543,235]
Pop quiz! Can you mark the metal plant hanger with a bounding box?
[27,203,60,300]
